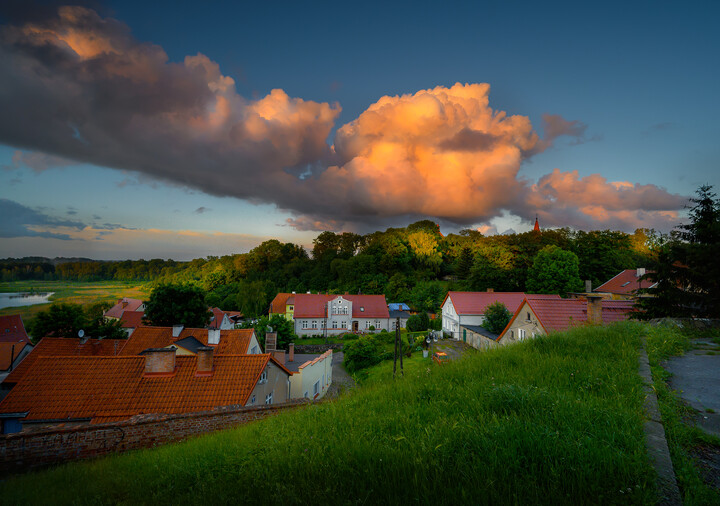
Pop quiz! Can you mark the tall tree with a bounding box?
[526,246,583,295]
[482,302,512,334]
[144,283,211,328]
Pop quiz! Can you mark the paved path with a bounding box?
[325,351,355,399]
[664,339,720,436]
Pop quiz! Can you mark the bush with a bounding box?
[343,335,384,373]
[407,312,431,332]
[482,302,512,334]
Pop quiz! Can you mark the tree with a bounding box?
[526,246,583,295]
[29,303,87,340]
[144,283,211,328]
[243,314,296,351]
[343,335,383,373]
[454,247,474,280]
[406,312,430,332]
[482,302,512,334]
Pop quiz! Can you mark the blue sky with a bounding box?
[1,0,718,259]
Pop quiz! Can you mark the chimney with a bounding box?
[636,268,646,277]
[144,348,176,374]
[172,324,184,337]
[586,295,603,325]
[307,291,311,294]
[122,300,128,309]
[486,288,494,293]
[289,342,295,362]
[208,329,221,345]
[117,298,123,305]
[585,280,592,293]
[292,291,296,294]
[273,351,286,365]
[196,346,214,374]
[265,332,277,353]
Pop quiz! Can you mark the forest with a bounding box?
[1,221,663,318]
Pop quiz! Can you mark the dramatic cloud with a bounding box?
[0,199,84,240]
[0,6,687,233]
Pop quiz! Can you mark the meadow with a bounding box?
[0,322,656,505]
[0,280,149,321]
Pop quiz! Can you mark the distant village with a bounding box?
[0,266,648,440]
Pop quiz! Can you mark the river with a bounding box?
[0,292,55,309]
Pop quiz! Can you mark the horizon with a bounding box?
[1,1,718,260]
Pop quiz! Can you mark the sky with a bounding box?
[1,0,718,260]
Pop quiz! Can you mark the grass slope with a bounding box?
[1,322,654,505]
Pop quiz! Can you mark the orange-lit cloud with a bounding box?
[0,7,687,234]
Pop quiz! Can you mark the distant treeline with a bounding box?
[1,220,665,319]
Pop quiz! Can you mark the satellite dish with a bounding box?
[78,329,85,338]
[267,326,273,333]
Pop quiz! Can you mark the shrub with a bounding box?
[343,335,383,373]
[482,302,512,335]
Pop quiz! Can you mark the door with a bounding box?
[352,320,358,332]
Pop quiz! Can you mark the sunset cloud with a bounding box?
[0,6,687,234]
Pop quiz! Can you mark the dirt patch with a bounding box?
[690,444,720,492]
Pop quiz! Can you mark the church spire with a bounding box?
[533,214,540,232]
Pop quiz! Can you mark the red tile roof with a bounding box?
[0,315,30,344]
[443,292,561,315]
[119,310,145,329]
[293,293,389,318]
[208,307,227,329]
[119,327,255,356]
[0,353,284,423]
[522,298,635,333]
[270,293,293,314]
[595,269,655,295]
[2,337,127,385]
[104,298,144,319]
[0,342,28,371]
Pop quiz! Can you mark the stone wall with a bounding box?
[0,400,308,474]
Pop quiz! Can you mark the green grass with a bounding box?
[645,323,720,505]
[0,280,150,321]
[0,322,655,505]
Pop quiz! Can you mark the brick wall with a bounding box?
[0,400,308,474]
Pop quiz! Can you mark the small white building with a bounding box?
[286,347,333,400]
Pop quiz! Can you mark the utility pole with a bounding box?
[393,316,403,378]
[324,302,328,345]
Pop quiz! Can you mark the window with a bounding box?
[365,320,371,329]
[265,392,273,405]
[289,305,294,310]
[374,320,380,328]
[313,380,320,396]
[259,371,267,384]
[519,329,526,340]
[526,312,531,321]
[392,320,397,330]
[341,321,347,329]
[312,320,318,329]
[343,306,348,315]
[250,394,256,405]
[251,345,258,354]
[332,320,337,328]
[302,321,308,329]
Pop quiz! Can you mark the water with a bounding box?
[0,292,55,309]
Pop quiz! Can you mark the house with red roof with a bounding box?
[291,293,390,336]
[594,268,656,299]
[441,291,562,340]
[0,347,292,433]
[0,315,31,344]
[208,307,234,330]
[269,292,297,320]
[104,297,145,320]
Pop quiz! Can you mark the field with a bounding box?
[0,322,656,505]
[0,280,150,321]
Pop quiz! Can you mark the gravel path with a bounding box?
[324,351,356,399]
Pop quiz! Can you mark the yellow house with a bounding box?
[269,293,296,321]
[284,346,333,400]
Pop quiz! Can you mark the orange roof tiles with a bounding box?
[0,342,28,371]
[270,293,293,314]
[0,353,278,423]
[444,292,561,315]
[120,327,255,356]
[119,310,145,328]
[595,269,656,295]
[208,307,227,329]
[0,315,30,344]
[3,337,127,385]
[523,298,635,333]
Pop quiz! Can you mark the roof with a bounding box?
[119,327,255,356]
[388,303,411,311]
[119,310,145,329]
[443,292,561,315]
[170,336,206,354]
[0,353,283,423]
[293,293,389,319]
[3,337,127,385]
[0,342,29,371]
[284,353,327,373]
[520,298,635,334]
[270,293,293,314]
[389,310,411,319]
[595,269,656,295]
[461,324,499,340]
[104,298,144,319]
[208,308,227,329]
[0,315,30,344]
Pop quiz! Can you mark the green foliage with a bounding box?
[246,314,296,351]
[1,323,658,504]
[343,335,384,372]
[526,245,583,295]
[28,302,127,340]
[454,246,474,279]
[483,302,512,334]
[468,243,517,292]
[144,283,211,328]
[407,312,430,332]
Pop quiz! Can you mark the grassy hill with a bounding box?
[0,322,656,505]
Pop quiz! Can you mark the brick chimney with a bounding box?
[196,346,214,374]
[144,348,176,374]
[265,332,277,353]
[172,324,184,337]
[289,342,295,362]
[585,280,592,293]
[122,300,128,309]
[273,351,286,365]
[208,329,221,345]
[586,295,603,325]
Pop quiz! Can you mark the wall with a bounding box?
[246,362,289,407]
[289,350,332,400]
[0,401,307,474]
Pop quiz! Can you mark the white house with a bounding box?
[292,293,390,336]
